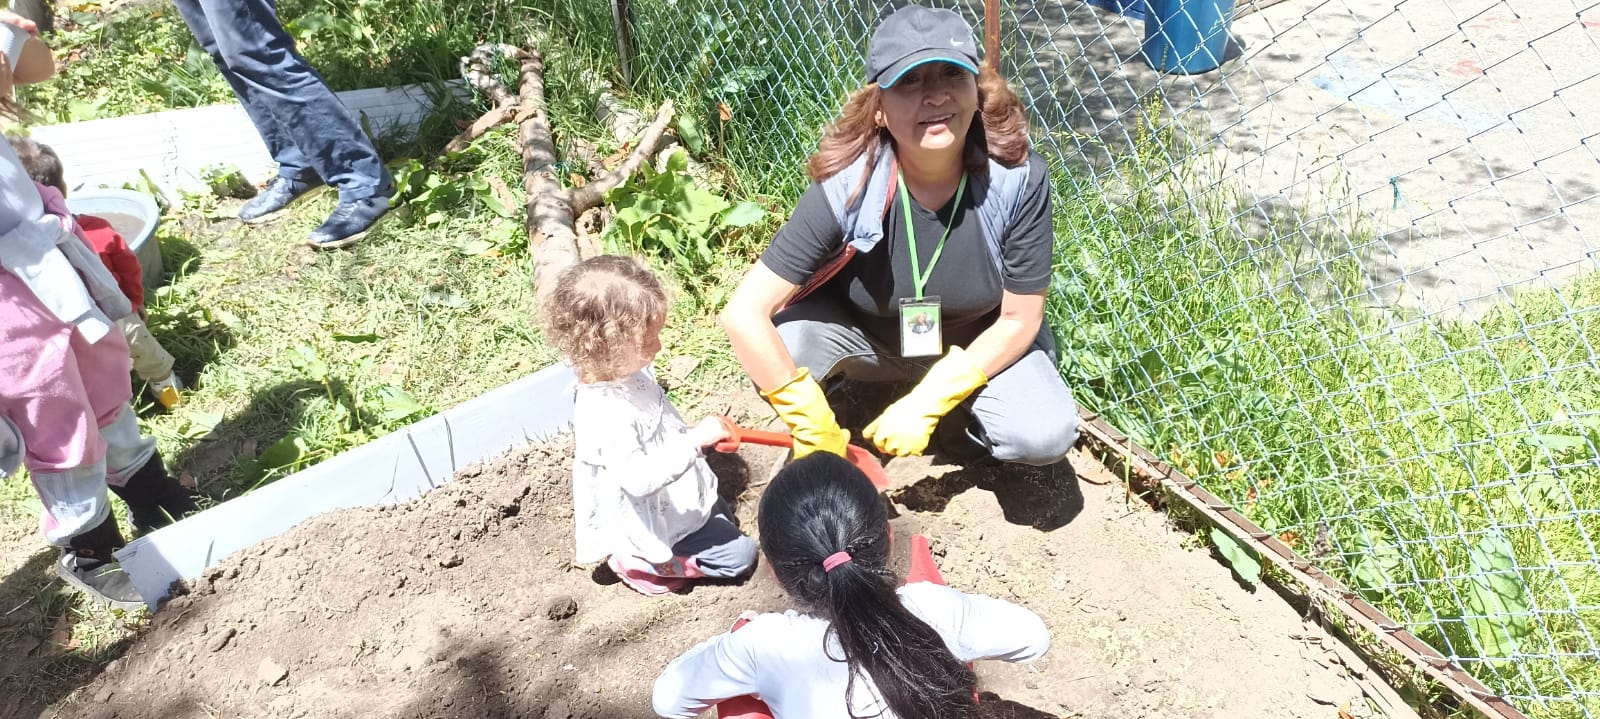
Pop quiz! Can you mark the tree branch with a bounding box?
[566,100,676,214]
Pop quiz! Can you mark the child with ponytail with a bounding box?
[652,453,1050,718]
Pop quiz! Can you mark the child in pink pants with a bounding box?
[0,23,197,610]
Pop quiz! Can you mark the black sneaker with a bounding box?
[306,195,391,249]
[57,551,144,612]
[239,176,321,224]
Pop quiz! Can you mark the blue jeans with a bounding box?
[173,0,391,200]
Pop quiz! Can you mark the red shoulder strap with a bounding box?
[785,158,898,308]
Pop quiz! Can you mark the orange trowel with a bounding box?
[712,417,890,490]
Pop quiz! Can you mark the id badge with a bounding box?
[899,297,943,358]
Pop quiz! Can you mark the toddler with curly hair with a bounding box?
[541,255,757,595]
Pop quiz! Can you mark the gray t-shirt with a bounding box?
[761,152,1054,348]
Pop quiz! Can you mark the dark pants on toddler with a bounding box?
[672,499,757,578]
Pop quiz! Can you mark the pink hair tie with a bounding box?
[822,551,853,572]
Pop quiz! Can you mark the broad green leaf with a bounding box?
[615,206,653,227]
[372,385,426,423]
[1211,527,1261,588]
[181,411,224,439]
[288,344,327,382]
[1509,474,1567,518]
[677,185,730,229]
[676,115,706,155]
[477,188,514,218]
[256,435,306,472]
[719,201,767,228]
[1352,542,1404,593]
[1463,532,1536,658]
[456,239,495,256]
[664,148,689,175]
[1522,433,1587,452]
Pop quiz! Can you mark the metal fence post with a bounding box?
[983,0,1000,70]
[611,0,635,88]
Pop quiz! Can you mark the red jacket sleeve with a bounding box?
[76,214,145,311]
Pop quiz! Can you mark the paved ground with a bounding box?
[1005,0,1600,316]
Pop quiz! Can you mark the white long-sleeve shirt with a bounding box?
[571,369,718,565]
[652,582,1051,719]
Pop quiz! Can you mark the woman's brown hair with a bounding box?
[805,65,1030,186]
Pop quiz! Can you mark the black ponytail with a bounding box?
[758,454,978,719]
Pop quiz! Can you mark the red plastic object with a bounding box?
[714,535,953,718]
[713,417,890,490]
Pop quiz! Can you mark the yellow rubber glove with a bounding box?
[863,347,989,457]
[761,368,849,458]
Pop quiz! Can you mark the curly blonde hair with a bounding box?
[539,256,669,382]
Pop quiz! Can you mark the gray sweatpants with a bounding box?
[671,499,758,578]
[775,298,1079,466]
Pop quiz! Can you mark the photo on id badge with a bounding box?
[900,298,942,358]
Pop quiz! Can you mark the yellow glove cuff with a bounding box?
[761,368,849,458]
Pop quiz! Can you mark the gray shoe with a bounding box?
[239,176,321,224]
[57,551,144,612]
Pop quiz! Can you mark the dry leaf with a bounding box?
[602,141,633,169]
[177,471,196,490]
[47,615,77,654]
[568,173,587,187]
[718,102,733,122]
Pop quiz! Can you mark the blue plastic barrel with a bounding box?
[1141,0,1235,74]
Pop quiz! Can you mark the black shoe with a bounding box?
[239,176,321,224]
[306,194,391,249]
[57,516,144,611]
[109,451,200,534]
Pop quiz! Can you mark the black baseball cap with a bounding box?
[866,5,981,89]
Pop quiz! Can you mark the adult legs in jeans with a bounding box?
[172,0,390,201]
[775,297,1079,466]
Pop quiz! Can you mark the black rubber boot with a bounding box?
[56,514,144,611]
[108,450,199,534]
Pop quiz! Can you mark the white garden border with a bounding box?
[115,363,578,610]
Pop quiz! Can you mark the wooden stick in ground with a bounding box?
[566,100,675,215]
[518,47,581,303]
[434,40,678,303]
[444,43,526,154]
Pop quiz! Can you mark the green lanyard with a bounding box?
[898,172,967,300]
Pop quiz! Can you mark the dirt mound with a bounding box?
[64,440,1392,719]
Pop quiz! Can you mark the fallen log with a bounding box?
[444,41,676,302]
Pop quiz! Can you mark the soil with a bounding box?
[39,430,1404,719]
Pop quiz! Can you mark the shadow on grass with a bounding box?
[0,547,141,719]
[169,379,330,498]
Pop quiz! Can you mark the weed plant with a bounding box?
[1045,119,1600,718]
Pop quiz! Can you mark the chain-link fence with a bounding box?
[604,0,1600,716]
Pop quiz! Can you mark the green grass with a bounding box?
[1043,129,1600,718]
[0,2,755,706]
[8,0,1597,716]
